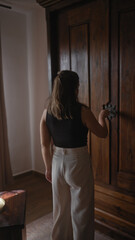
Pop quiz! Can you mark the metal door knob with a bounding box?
[103,102,117,120]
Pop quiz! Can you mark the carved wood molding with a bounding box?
[36,0,90,10]
[37,0,62,8]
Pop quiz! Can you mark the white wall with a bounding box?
[27,7,49,173]
[0,3,49,175]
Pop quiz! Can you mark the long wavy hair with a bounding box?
[48,70,79,119]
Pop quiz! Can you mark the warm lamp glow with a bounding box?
[0,197,5,210]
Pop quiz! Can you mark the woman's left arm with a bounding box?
[40,109,52,183]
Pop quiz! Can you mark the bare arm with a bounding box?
[82,106,109,138]
[40,109,53,183]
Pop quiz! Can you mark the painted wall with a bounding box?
[0,4,49,175]
[27,7,49,173]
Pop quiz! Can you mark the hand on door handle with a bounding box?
[103,102,117,120]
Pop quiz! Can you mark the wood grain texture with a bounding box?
[119,10,135,173]
[40,0,135,238]
[95,183,135,239]
[37,0,62,8]
[111,0,135,192]
[37,0,95,10]
[90,0,110,184]
[0,190,26,240]
[70,23,89,106]
[58,0,110,183]
[0,190,26,227]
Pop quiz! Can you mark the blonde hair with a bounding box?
[48,70,79,119]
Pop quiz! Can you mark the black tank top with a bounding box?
[46,103,88,148]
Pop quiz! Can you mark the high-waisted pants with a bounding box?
[51,146,94,240]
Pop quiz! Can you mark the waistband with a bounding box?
[53,145,88,155]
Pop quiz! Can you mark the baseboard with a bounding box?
[13,170,45,179]
[13,170,33,178]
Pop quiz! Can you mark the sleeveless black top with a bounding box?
[46,103,88,148]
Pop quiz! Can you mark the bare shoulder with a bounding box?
[41,108,48,122]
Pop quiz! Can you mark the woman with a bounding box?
[40,70,109,240]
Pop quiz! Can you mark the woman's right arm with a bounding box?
[82,106,109,138]
[40,109,53,183]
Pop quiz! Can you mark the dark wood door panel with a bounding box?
[119,10,135,174]
[111,0,135,192]
[44,0,135,237]
[58,11,70,71]
[70,23,89,106]
[89,0,109,184]
[58,0,110,183]
[58,14,90,106]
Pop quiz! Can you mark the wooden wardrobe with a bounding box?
[37,0,135,239]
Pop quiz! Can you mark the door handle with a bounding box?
[103,102,117,120]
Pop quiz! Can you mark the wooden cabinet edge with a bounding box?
[95,184,135,204]
[95,207,135,229]
[95,208,135,239]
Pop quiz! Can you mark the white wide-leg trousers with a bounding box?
[51,146,94,240]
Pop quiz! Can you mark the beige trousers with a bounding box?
[51,146,94,240]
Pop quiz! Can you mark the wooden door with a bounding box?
[39,0,135,238]
[111,0,135,192]
[57,0,110,185]
[94,2,135,239]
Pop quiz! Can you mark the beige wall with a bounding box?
[0,3,49,175]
